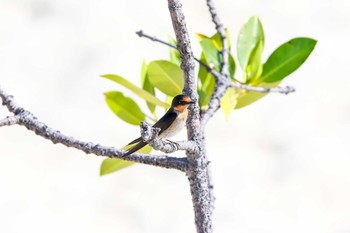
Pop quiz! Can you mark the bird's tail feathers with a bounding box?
[123,141,148,156]
[127,137,142,145]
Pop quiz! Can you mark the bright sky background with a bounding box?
[0,0,349,233]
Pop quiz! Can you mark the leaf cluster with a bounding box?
[100,16,316,175]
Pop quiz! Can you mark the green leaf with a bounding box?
[100,158,135,176]
[261,38,317,83]
[237,16,264,71]
[147,60,184,97]
[198,53,216,107]
[200,38,221,70]
[101,74,168,108]
[100,142,153,176]
[196,33,210,41]
[168,36,181,66]
[141,61,157,117]
[228,53,236,79]
[211,28,231,50]
[100,145,152,176]
[140,60,148,85]
[105,91,145,125]
[196,30,234,80]
[199,74,216,107]
[246,39,263,82]
[221,88,238,120]
[235,81,281,109]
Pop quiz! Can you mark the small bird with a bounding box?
[123,94,195,156]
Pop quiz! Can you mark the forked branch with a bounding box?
[0,86,187,171]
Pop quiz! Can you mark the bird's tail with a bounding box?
[123,141,148,156]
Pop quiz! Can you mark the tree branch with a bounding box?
[136,30,295,96]
[206,0,229,77]
[230,83,295,94]
[0,116,19,127]
[136,30,218,83]
[0,85,187,172]
[167,1,213,232]
[140,121,199,154]
[136,30,178,50]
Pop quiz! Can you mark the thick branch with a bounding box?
[140,121,199,154]
[167,1,213,233]
[0,86,187,172]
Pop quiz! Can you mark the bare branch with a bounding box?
[230,83,295,94]
[0,86,187,172]
[136,30,177,50]
[0,116,19,127]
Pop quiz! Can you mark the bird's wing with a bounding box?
[124,110,177,156]
[153,110,177,135]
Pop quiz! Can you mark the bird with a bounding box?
[123,94,195,156]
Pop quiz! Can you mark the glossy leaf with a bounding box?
[246,39,263,82]
[102,74,168,108]
[235,81,281,109]
[200,38,221,70]
[105,91,145,125]
[237,16,264,71]
[147,60,184,97]
[141,61,157,117]
[100,158,134,176]
[197,29,231,51]
[211,28,231,50]
[228,53,236,79]
[168,36,181,66]
[261,38,317,83]
[100,145,152,176]
[199,74,215,107]
[221,88,238,120]
[198,53,216,107]
[196,33,210,41]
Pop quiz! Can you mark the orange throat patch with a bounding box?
[174,105,188,113]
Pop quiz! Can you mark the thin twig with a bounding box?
[136,30,220,82]
[230,83,295,94]
[136,30,177,50]
[136,30,295,96]
[206,0,229,77]
[0,85,188,172]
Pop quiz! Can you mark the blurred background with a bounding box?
[0,0,349,232]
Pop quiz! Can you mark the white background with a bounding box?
[0,0,349,232]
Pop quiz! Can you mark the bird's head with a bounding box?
[172,94,195,112]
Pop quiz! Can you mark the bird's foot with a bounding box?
[165,139,179,151]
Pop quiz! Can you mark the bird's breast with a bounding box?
[159,110,188,139]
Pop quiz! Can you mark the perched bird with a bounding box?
[123,94,195,156]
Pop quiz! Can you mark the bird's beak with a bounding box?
[188,101,196,105]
